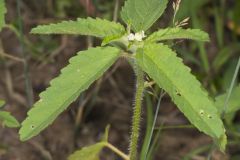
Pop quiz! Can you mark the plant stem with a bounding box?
[106,143,129,160]
[143,90,164,160]
[154,124,194,130]
[113,0,119,22]
[222,57,240,117]
[129,65,145,160]
[0,51,25,62]
[16,0,34,107]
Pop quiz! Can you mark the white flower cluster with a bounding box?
[127,31,146,42]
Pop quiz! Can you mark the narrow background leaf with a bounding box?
[0,100,5,107]
[0,0,6,31]
[215,85,240,115]
[0,111,20,128]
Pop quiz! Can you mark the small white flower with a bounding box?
[127,31,146,42]
[127,33,135,41]
[134,32,143,41]
[141,31,146,38]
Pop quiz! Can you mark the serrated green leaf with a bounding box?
[19,47,120,141]
[136,43,225,142]
[120,0,168,32]
[101,34,126,46]
[31,17,125,38]
[215,85,240,115]
[0,111,20,128]
[0,100,5,108]
[0,0,6,31]
[146,28,210,43]
[68,142,105,160]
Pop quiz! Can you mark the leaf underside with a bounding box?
[136,43,225,140]
[121,0,168,32]
[0,0,6,31]
[19,47,120,141]
[0,111,20,128]
[146,27,210,43]
[31,17,125,38]
[215,85,240,115]
[68,142,105,160]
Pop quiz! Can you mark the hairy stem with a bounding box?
[129,65,145,160]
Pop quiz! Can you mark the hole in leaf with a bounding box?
[207,115,212,119]
[175,90,181,96]
[30,125,35,129]
[199,110,204,116]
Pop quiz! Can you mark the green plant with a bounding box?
[0,0,20,129]
[1,0,34,107]
[68,125,129,160]
[174,0,210,73]
[0,100,20,128]
[19,0,226,159]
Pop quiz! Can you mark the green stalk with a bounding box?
[129,64,145,160]
[222,57,240,117]
[16,0,33,107]
[143,90,164,160]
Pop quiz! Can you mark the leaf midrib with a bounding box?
[21,55,119,140]
[143,51,219,138]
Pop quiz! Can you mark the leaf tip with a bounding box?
[19,128,30,142]
[216,133,227,152]
[18,120,33,141]
[30,27,39,34]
